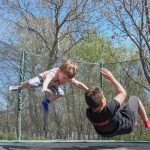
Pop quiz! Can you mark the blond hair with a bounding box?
[59,60,78,78]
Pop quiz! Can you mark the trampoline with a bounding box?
[0,140,150,150]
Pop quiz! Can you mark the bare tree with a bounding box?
[1,0,94,67]
[95,0,150,86]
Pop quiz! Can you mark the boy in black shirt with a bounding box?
[85,68,150,137]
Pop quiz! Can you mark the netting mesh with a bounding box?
[0,41,150,140]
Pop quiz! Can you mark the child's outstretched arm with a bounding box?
[42,74,53,93]
[70,78,89,91]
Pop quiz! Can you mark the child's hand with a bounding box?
[100,68,114,81]
[42,88,53,94]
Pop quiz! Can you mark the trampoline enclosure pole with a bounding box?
[17,49,25,140]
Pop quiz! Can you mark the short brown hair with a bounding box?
[59,60,78,79]
[85,86,104,109]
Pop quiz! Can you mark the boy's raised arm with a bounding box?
[100,68,126,105]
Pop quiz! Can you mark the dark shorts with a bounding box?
[127,95,139,121]
[48,85,64,96]
[116,96,139,135]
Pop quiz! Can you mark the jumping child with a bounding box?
[10,60,89,112]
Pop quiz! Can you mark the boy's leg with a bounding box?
[128,95,150,128]
[42,97,51,113]
[138,100,149,121]
[128,95,139,121]
[42,86,64,112]
[9,81,30,91]
[9,76,43,91]
[19,81,31,89]
[42,93,61,112]
[138,100,150,128]
[50,85,64,97]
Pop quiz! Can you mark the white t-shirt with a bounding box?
[39,68,73,86]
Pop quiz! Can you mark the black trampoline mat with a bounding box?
[0,141,150,150]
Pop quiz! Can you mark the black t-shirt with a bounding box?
[86,99,135,137]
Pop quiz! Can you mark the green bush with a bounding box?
[0,133,17,140]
